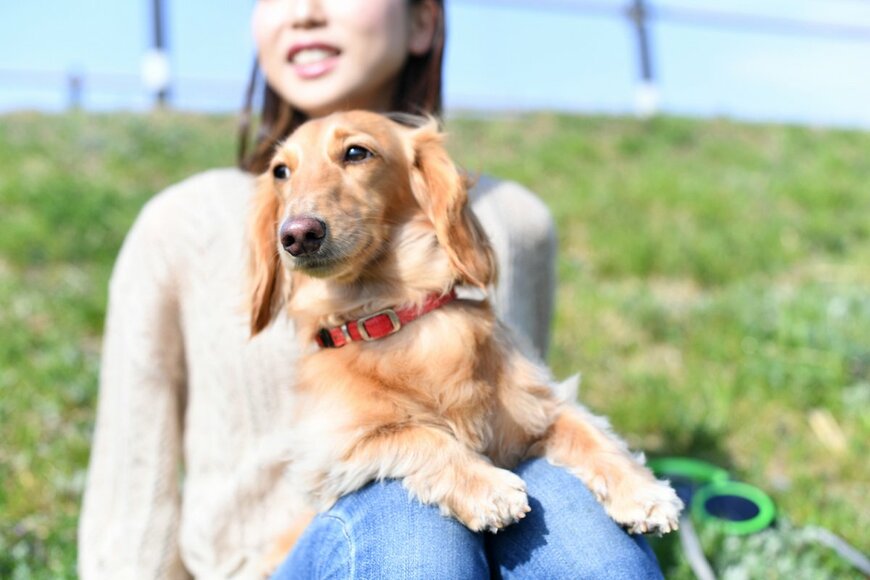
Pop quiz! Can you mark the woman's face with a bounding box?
[252,0,434,117]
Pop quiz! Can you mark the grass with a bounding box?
[1,111,868,578]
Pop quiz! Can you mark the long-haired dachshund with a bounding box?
[249,111,682,564]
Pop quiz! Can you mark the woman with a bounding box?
[79,1,664,578]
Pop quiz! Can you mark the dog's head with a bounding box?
[249,110,496,335]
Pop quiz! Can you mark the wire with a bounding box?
[803,526,870,576]
[653,5,870,40]
[454,0,870,41]
[454,0,623,17]
[678,515,718,580]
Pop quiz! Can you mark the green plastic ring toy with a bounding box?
[647,457,729,485]
[691,480,776,535]
[648,457,776,535]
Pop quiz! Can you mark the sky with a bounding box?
[2,0,870,128]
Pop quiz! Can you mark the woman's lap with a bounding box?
[275,478,487,579]
[486,458,662,579]
[271,458,662,580]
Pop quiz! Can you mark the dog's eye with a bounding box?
[273,164,291,180]
[344,145,374,164]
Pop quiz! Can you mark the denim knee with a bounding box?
[487,458,664,580]
[273,479,488,579]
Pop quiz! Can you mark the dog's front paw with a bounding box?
[604,478,683,535]
[450,467,531,533]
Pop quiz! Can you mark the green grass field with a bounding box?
[1,111,868,578]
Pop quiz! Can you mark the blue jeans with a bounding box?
[272,458,663,579]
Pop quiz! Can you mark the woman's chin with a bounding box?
[277,76,392,119]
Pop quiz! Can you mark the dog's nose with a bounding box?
[280,217,326,257]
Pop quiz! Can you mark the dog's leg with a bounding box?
[530,407,682,534]
[328,422,531,533]
[491,337,682,535]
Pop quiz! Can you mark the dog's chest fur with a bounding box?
[296,300,501,447]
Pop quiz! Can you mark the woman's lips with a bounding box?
[288,44,341,80]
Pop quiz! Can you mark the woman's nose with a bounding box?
[291,0,325,29]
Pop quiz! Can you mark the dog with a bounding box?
[248,110,682,565]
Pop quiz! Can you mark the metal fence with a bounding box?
[2,0,870,115]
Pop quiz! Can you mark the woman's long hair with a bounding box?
[238,0,446,173]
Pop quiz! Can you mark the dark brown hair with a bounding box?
[238,0,446,174]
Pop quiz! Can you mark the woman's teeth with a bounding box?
[293,48,337,65]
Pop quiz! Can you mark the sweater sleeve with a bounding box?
[470,177,557,360]
[78,192,190,580]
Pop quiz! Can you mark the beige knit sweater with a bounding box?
[78,167,556,579]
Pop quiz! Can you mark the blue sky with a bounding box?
[2,0,870,128]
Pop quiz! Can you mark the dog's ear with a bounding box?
[408,120,497,288]
[248,174,286,336]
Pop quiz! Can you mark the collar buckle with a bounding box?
[357,309,401,341]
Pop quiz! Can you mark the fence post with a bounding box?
[629,0,659,118]
[151,0,170,108]
[67,72,83,111]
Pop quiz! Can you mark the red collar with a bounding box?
[315,289,458,349]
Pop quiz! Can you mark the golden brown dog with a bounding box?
[249,111,682,565]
